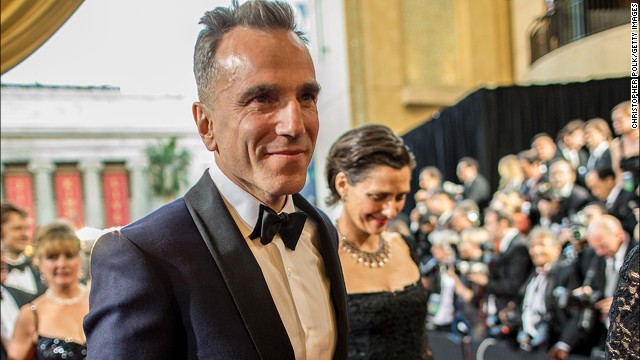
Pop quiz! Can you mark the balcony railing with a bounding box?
[529,0,630,64]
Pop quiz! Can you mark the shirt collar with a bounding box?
[208,163,295,236]
[558,183,573,198]
[4,254,27,266]
[591,142,609,158]
[499,228,520,253]
[614,237,629,269]
[606,183,623,208]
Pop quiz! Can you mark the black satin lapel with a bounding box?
[292,194,349,360]
[184,172,294,360]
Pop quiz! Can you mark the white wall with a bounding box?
[304,0,352,219]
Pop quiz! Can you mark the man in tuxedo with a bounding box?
[585,167,638,237]
[0,202,45,297]
[83,1,348,359]
[467,208,533,337]
[1,251,36,359]
[556,119,589,185]
[547,159,593,224]
[456,157,491,210]
[549,215,637,360]
[531,133,563,182]
[582,118,612,182]
[418,166,443,195]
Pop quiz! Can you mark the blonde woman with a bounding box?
[497,154,525,193]
[610,100,639,192]
[9,221,87,360]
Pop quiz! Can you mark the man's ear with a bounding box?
[192,102,217,152]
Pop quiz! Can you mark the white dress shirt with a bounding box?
[209,165,336,360]
[1,285,22,340]
[521,265,551,338]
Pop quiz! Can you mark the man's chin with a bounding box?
[266,176,306,196]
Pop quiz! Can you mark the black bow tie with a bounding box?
[249,204,307,250]
[6,262,28,272]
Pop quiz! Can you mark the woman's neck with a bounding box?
[336,218,379,252]
[50,282,82,298]
[623,129,640,141]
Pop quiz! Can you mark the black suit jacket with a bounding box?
[84,172,349,359]
[606,189,638,237]
[463,174,491,209]
[551,185,593,224]
[579,148,612,186]
[486,232,534,313]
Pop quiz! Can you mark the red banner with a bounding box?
[4,174,36,223]
[54,172,84,229]
[103,171,130,227]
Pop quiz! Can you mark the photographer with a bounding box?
[410,191,436,264]
[549,215,638,360]
[421,230,459,332]
[446,227,491,340]
[585,167,638,238]
[516,227,573,353]
[467,208,533,339]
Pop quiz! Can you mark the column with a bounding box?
[126,157,148,221]
[79,159,105,229]
[27,159,56,225]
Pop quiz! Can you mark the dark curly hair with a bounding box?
[325,124,416,206]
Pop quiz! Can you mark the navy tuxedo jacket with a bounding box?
[84,172,349,359]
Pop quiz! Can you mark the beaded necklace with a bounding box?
[45,284,87,306]
[337,225,390,268]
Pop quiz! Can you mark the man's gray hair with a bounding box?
[193,0,308,103]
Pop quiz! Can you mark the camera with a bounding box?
[565,212,588,242]
[486,304,522,339]
[455,260,489,276]
[553,286,603,332]
[569,223,587,242]
[480,242,495,265]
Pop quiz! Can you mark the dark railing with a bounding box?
[529,0,630,64]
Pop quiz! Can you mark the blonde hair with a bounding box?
[33,220,81,260]
[584,117,612,141]
[611,100,631,117]
[497,154,524,190]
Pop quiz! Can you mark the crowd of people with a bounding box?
[1,1,638,359]
[406,100,639,359]
[1,204,90,359]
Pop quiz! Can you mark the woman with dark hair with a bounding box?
[9,220,87,360]
[326,124,433,359]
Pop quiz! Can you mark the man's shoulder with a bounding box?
[111,198,194,243]
[507,232,529,252]
[570,184,591,199]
